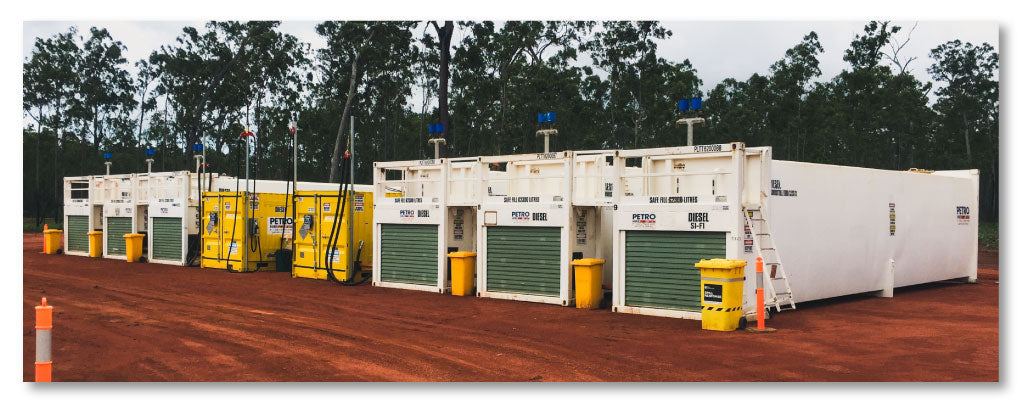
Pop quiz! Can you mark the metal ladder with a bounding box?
[743,206,796,313]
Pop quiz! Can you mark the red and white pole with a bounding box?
[35,297,53,382]
[756,257,765,331]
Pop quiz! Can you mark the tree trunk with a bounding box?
[34,108,43,226]
[961,110,972,165]
[328,30,376,183]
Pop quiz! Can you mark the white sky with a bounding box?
[23,20,999,111]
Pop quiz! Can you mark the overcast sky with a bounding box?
[23,20,999,109]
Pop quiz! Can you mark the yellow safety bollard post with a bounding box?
[35,297,53,382]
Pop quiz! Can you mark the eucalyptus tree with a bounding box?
[584,21,694,149]
[928,40,999,219]
[23,27,83,224]
[73,27,136,151]
[313,21,417,183]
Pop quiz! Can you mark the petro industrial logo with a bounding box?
[632,213,656,228]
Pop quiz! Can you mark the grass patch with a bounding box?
[979,221,998,250]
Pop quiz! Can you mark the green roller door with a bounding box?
[486,226,561,296]
[152,217,183,261]
[106,217,132,255]
[66,215,89,253]
[379,224,438,285]
[624,230,727,310]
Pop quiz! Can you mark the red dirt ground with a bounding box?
[22,233,998,382]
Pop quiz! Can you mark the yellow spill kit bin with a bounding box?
[43,229,63,255]
[695,258,747,331]
[124,233,145,263]
[448,251,477,296]
[572,258,605,309]
[88,231,103,258]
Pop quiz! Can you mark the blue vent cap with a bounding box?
[103,152,113,160]
[678,99,690,111]
[547,112,556,123]
[145,148,155,156]
[691,97,703,110]
[537,113,546,123]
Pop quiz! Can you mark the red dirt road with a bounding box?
[22,233,998,381]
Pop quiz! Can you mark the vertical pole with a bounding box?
[293,120,298,189]
[293,118,298,250]
[544,135,550,153]
[348,116,355,280]
[686,123,693,147]
[756,257,765,331]
[244,129,250,193]
[35,297,53,382]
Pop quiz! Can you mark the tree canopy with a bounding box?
[23,21,1000,224]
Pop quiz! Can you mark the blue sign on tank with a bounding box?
[145,148,155,156]
[691,97,703,110]
[103,152,112,159]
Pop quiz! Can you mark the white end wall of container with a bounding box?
[768,161,979,303]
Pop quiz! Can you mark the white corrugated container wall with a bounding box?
[571,150,619,291]
[610,142,979,321]
[475,151,578,306]
[100,173,138,260]
[146,171,233,266]
[62,175,103,256]
[371,159,449,293]
[445,156,482,259]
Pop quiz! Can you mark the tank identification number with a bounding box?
[537,152,558,159]
[693,144,723,153]
[632,213,656,228]
[770,179,798,197]
[649,196,698,204]
[394,198,423,203]
[504,196,540,203]
[689,212,709,230]
[957,206,970,225]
